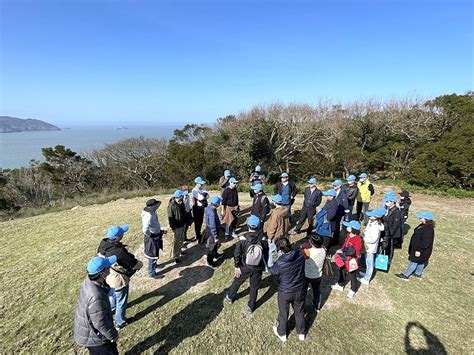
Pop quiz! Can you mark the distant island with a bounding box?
[0,116,61,133]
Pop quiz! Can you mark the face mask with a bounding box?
[347,227,352,233]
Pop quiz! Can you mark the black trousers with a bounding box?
[304,276,322,310]
[206,241,219,266]
[294,206,316,233]
[276,290,306,336]
[337,267,357,292]
[193,205,205,242]
[88,342,118,355]
[333,215,344,246]
[227,267,262,311]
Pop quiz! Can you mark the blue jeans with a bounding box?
[110,285,129,326]
[403,261,425,277]
[225,223,234,237]
[364,252,375,282]
[268,242,276,267]
[148,258,157,277]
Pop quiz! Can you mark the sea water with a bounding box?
[0,125,178,169]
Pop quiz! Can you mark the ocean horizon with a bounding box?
[0,124,181,169]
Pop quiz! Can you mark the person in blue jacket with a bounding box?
[270,237,306,342]
[205,195,223,267]
[331,179,350,246]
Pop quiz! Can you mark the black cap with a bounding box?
[146,199,160,207]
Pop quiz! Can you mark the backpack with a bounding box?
[315,208,333,237]
[245,243,263,266]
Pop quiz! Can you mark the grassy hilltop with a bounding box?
[0,185,473,354]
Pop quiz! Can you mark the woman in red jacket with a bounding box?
[331,220,363,298]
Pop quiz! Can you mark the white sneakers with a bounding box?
[298,334,305,341]
[272,326,287,342]
[358,278,370,286]
[347,290,356,298]
[331,284,344,292]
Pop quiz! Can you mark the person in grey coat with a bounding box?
[74,256,119,355]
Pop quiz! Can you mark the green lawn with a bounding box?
[1,188,472,354]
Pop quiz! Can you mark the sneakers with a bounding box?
[347,290,356,298]
[414,274,423,280]
[232,232,239,239]
[115,317,134,330]
[298,334,305,341]
[206,262,216,269]
[247,306,254,315]
[395,273,409,281]
[149,274,164,279]
[272,326,287,342]
[331,284,344,292]
[359,278,370,286]
[225,294,233,305]
[358,271,366,277]
[174,258,181,264]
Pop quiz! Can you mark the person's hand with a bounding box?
[336,249,342,254]
[415,251,421,257]
[162,229,168,235]
[344,210,350,214]
[112,334,119,342]
[234,267,241,278]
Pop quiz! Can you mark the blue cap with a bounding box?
[173,190,184,198]
[210,195,222,205]
[342,220,362,231]
[224,170,231,177]
[359,173,368,179]
[331,179,343,186]
[194,176,206,185]
[308,178,317,184]
[384,195,398,203]
[107,225,129,239]
[252,183,263,191]
[87,255,117,274]
[280,172,289,178]
[182,190,189,196]
[255,165,261,172]
[272,194,283,204]
[416,211,434,220]
[229,177,239,184]
[366,207,386,218]
[247,215,260,229]
[385,190,396,197]
[323,189,337,197]
[347,175,356,182]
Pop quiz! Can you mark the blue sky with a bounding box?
[0,0,472,125]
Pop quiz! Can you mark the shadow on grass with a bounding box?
[405,321,447,355]
[125,290,226,354]
[232,275,277,310]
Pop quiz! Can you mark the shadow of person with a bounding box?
[128,266,214,319]
[405,321,447,354]
[155,243,207,278]
[125,290,226,354]
[232,275,277,310]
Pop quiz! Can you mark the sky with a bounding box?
[0,0,472,125]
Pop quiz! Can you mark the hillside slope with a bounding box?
[0,116,61,133]
[0,189,472,353]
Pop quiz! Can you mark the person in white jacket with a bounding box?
[358,208,385,285]
[142,199,167,279]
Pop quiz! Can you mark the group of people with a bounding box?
[74,167,436,352]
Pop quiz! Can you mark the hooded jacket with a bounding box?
[270,250,305,293]
[234,232,269,271]
[264,206,289,241]
[167,198,187,229]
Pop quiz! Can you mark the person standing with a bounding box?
[273,172,298,219]
[399,190,412,235]
[181,185,194,243]
[74,255,119,354]
[191,177,209,244]
[168,190,188,264]
[264,194,290,267]
[219,170,232,192]
[225,215,269,314]
[221,177,240,239]
[331,220,363,298]
[380,195,402,262]
[300,234,326,312]
[205,195,223,267]
[249,165,267,198]
[250,183,270,232]
[98,225,143,329]
[331,179,350,245]
[396,211,435,281]
[344,175,359,220]
[294,177,322,234]
[356,173,375,225]
[270,238,306,342]
[142,199,166,279]
[316,189,339,250]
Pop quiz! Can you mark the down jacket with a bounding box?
[270,250,305,293]
[74,278,118,348]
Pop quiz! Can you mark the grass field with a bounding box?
[1,185,473,354]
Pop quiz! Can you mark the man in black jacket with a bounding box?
[343,175,359,221]
[225,215,269,314]
[294,177,322,234]
[98,225,142,329]
[381,195,402,261]
[250,183,270,232]
[331,179,350,246]
[270,237,306,342]
[273,172,298,220]
[221,177,240,239]
[168,190,188,263]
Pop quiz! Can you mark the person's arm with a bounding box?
[266,215,277,240]
[326,202,337,221]
[142,213,151,236]
[418,228,434,250]
[260,196,270,222]
[269,260,280,276]
[88,299,119,341]
[291,181,298,198]
[315,191,323,207]
[368,184,375,196]
[234,241,244,268]
[388,211,401,236]
[167,205,177,230]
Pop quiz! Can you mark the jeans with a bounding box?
[225,223,235,237]
[276,290,306,336]
[403,261,425,277]
[88,342,118,355]
[110,285,129,326]
[364,252,375,282]
[294,206,316,233]
[268,242,276,267]
[304,277,322,310]
[148,258,157,277]
[227,267,263,311]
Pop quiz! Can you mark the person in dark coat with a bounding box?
[221,177,240,239]
[273,172,298,219]
[249,165,267,198]
[380,195,402,261]
[142,199,167,279]
[225,215,269,314]
[74,256,119,354]
[168,190,188,263]
[399,191,412,222]
[396,211,435,280]
[250,183,270,232]
[205,195,223,267]
[318,189,339,250]
[270,238,306,342]
[331,179,350,246]
[294,178,322,235]
[343,175,359,220]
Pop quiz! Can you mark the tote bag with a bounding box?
[375,252,389,271]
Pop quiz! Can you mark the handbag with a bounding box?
[375,251,389,271]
